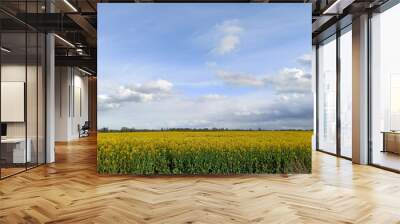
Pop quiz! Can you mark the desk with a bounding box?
[1,138,31,163]
[382,131,400,154]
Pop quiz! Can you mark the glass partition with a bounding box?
[317,35,337,154]
[0,2,46,179]
[1,31,28,177]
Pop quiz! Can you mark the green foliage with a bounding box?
[97,131,312,175]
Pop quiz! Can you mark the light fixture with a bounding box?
[322,0,354,15]
[1,47,11,53]
[63,0,78,12]
[76,48,85,56]
[78,67,93,76]
[54,34,75,48]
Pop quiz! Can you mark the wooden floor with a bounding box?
[0,167,26,178]
[372,151,400,171]
[1,135,400,224]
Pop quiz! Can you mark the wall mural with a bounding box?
[97,3,312,174]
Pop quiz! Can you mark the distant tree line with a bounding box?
[98,127,313,133]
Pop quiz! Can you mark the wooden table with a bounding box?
[382,131,400,154]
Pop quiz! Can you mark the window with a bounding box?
[339,26,352,158]
[370,3,400,171]
[318,35,337,154]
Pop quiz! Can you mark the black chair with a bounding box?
[79,121,90,138]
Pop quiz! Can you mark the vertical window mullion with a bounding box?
[36,0,39,167]
[25,0,28,171]
[316,45,320,151]
[0,24,2,179]
[367,12,373,165]
[336,29,341,157]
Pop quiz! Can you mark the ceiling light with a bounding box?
[323,0,354,15]
[63,0,78,12]
[54,34,75,48]
[78,67,93,76]
[1,47,11,53]
[76,48,85,55]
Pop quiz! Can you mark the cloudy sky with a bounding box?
[98,4,312,130]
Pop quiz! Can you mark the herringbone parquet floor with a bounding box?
[1,135,400,224]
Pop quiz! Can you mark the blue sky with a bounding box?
[98,4,312,130]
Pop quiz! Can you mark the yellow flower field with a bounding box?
[97,131,312,175]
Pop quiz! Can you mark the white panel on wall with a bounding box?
[75,87,81,118]
[1,82,25,122]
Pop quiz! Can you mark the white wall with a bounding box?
[55,66,70,141]
[55,67,89,141]
[70,72,89,138]
[312,45,317,150]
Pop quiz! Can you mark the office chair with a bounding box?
[79,121,90,138]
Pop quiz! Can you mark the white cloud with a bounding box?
[166,119,213,128]
[205,61,217,68]
[99,88,313,130]
[219,20,243,34]
[174,81,221,87]
[221,93,313,130]
[199,94,226,101]
[214,67,311,94]
[213,20,243,55]
[234,110,263,116]
[99,55,313,129]
[98,79,173,111]
[296,53,312,67]
[217,35,240,55]
[215,70,265,86]
[136,79,173,93]
[98,94,121,110]
[266,68,311,94]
